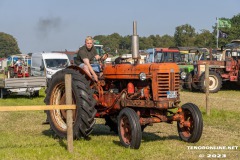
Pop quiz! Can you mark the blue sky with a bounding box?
[0,0,239,53]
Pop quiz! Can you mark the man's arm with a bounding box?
[95,55,100,60]
[82,58,98,82]
[92,46,100,60]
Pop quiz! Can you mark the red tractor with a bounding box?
[6,54,31,78]
[44,22,203,149]
[186,42,240,93]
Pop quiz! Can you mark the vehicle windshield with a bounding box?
[95,46,105,56]
[172,52,182,62]
[45,59,68,68]
[183,52,202,64]
[154,52,163,62]
[145,52,154,63]
[154,52,182,63]
[226,50,232,58]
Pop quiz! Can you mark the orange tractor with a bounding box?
[44,22,203,149]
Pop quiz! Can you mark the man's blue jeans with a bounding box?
[79,63,101,73]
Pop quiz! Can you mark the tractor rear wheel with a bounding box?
[177,103,203,143]
[44,68,97,139]
[199,71,222,93]
[118,108,142,149]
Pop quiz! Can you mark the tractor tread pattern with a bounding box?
[44,68,97,139]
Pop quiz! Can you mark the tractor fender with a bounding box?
[66,65,94,83]
[199,70,222,80]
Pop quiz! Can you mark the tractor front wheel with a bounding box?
[177,103,203,143]
[118,108,142,149]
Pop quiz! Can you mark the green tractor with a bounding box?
[146,47,194,88]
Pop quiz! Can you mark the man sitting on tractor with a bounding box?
[74,36,101,82]
[14,59,23,72]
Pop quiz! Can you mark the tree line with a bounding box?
[94,13,240,55]
[0,13,240,58]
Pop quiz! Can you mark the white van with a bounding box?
[31,52,70,79]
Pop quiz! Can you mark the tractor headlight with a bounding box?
[139,72,147,81]
[47,71,54,75]
[180,71,187,80]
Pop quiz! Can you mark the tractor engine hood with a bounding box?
[103,63,180,80]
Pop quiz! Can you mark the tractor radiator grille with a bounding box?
[157,72,180,98]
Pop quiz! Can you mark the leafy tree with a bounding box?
[94,33,122,55]
[109,33,121,55]
[120,36,131,50]
[0,32,21,58]
[119,36,131,55]
[93,35,106,45]
[153,35,162,47]
[148,35,157,47]
[139,36,154,50]
[195,29,215,48]
[228,14,240,40]
[174,24,196,47]
[160,35,175,47]
[94,35,113,54]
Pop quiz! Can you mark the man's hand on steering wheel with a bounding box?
[99,53,108,62]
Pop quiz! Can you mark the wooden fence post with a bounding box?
[65,74,73,153]
[205,63,210,116]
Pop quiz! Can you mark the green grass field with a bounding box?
[0,89,239,160]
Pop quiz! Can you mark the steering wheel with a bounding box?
[99,53,108,62]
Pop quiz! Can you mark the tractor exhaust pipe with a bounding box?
[132,21,140,64]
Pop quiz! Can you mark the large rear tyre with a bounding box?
[177,103,203,143]
[44,68,97,139]
[199,71,222,93]
[118,108,142,149]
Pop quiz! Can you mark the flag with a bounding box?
[218,19,231,28]
[219,30,228,38]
